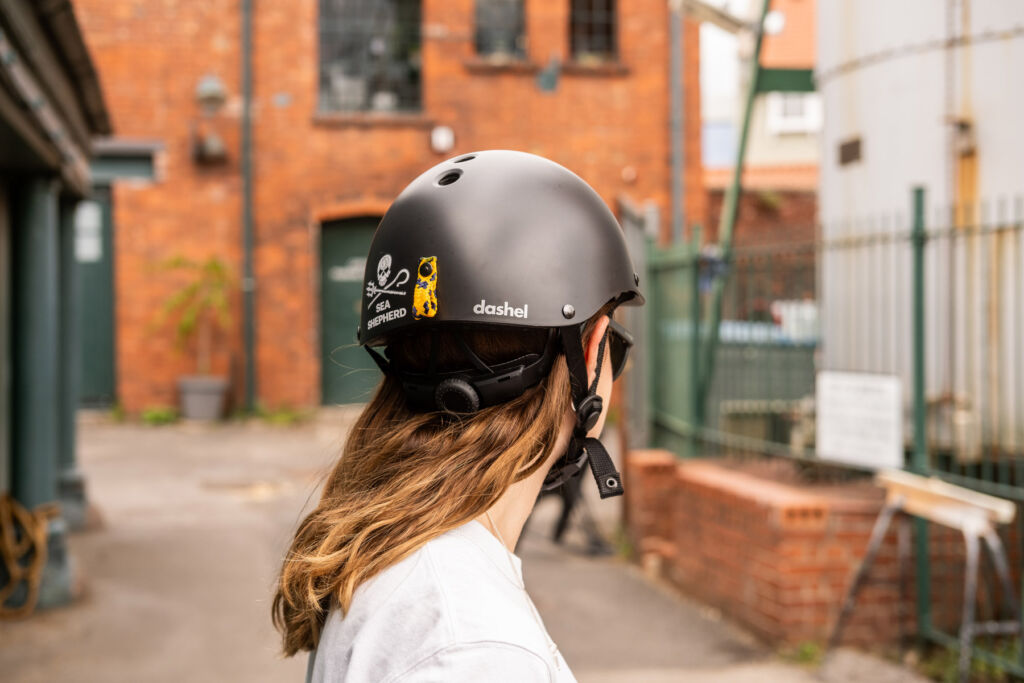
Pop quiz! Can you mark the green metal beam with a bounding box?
[911,186,932,640]
[10,177,73,609]
[0,184,9,496]
[696,0,771,412]
[241,0,256,411]
[687,225,702,457]
[756,68,815,93]
[11,178,61,508]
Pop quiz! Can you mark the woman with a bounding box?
[273,150,643,682]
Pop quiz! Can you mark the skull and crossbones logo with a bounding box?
[366,254,410,306]
[376,254,392,286]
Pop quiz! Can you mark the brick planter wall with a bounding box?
[624,451,1001,649]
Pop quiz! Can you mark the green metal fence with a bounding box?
[641,188,1024,675]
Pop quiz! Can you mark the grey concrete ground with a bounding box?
[0,412,926,682]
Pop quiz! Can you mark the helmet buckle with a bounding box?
[575,394,603,433]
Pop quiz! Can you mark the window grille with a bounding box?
[475,0,526,60]
[319,0,421,113]
[570,0,617,62]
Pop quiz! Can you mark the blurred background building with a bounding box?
[73,0,705,417]
[701,0,818,247]
[5,0,1024,680]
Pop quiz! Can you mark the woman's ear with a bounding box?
[583,315,611,387]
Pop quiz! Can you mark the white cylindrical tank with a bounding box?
[818,1,1024,219]
[816,1,1024,455]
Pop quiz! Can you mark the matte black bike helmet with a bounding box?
[358,150,644,498]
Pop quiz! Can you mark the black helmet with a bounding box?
[359,150,641,344]
[358,150,644,497]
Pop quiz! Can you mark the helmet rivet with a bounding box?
[562,304,575,319]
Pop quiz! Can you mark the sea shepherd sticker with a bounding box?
[365,254,410,331]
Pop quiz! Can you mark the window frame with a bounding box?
[568,0,619,64]
[474,0,527,62]
[316,0,423,115]
[765,92,822,136]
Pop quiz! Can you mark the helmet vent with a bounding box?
[436,170,462,186]
[453,155,476,163]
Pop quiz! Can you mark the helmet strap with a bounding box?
[542,325,623,498]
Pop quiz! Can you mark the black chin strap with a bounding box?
[541,325,623,499]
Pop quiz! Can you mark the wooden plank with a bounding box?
[877,469,1016,526]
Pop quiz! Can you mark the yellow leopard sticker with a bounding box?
[413,256,438,319]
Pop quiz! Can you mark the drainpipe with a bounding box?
[669,0,686,244]
[241,0,256,411]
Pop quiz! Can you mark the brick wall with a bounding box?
[76,0,705,413]
[625,452,1013,649]
[704,188,817,248]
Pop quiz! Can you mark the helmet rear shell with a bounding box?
[358,150,643,345]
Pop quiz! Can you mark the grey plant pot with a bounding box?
[177,375,229,420]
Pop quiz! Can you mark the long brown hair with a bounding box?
[272,310,608,656]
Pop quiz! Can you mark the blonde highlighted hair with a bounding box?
[272,308,610,656]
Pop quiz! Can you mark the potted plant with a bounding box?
[155,255,235,420]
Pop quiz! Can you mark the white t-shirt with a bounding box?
[306,520,577,683]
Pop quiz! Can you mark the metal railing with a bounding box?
[633,188,1024,675]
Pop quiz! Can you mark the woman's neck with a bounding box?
[477,414,574,552]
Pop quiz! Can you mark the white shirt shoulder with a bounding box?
[308,521,575,683]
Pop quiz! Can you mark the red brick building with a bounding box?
[76,0,703,414]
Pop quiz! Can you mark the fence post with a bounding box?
[911,186,932,641]
[687,225,702,458]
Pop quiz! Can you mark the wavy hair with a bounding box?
[272,308,610,656]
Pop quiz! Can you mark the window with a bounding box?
[476,0,526,60]
[570,0,617,62]
[765,92,822,135]
[318,0,421,113]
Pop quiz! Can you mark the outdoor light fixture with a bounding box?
[195,74,228,114]
[192,74,229,165]
[430,125,455,154]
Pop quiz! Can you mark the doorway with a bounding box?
[320,217,380,404]
[75,186,115,407]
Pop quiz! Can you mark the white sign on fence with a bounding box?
[817,371,903,470]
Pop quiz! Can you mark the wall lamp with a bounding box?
[192,74,229,165]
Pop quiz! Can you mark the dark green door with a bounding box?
[321,218,380,404]
[75,187,115,407]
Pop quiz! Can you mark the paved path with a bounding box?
[0,415,926,682]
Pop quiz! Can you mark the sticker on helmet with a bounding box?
[365,254,410,331]
[413,256,438,319]
[366,254,410,306]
